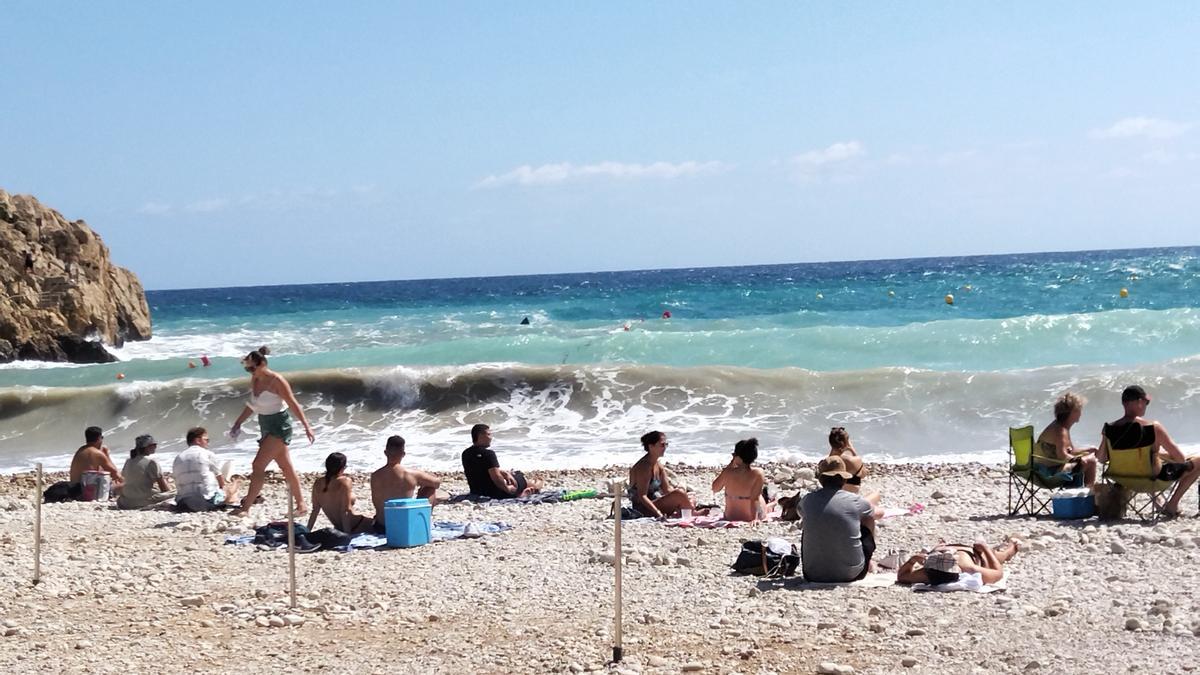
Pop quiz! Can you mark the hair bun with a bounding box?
[257,346,271,356]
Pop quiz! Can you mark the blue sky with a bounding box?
[2,3,1198,289]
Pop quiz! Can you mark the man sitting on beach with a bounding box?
[1100,385,1200,517]
[69,426,123,492]
[462,424,543,499]
[371,435,447,530]
[799,455,877,582]
[174,427,243,512]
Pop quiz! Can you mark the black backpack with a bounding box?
[731,539,800,577]
[43,481,82,503]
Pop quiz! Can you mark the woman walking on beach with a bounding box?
[230,346,315,516]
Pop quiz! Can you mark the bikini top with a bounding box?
[248,388,287,415]
[628,475,663,500]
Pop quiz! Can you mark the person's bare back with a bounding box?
[69,444,122,485]
[371,435,445,528]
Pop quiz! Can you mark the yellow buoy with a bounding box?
[1120,288,1129,298]
[944,294,955,305]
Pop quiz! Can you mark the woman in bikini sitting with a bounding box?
[307,452,375,534]
[230,346,316,516]
[629,431,697,519]
[711,438,767,522]
[897,539,1020,586]
[1035,391,1098,488]
[827,427,884,514]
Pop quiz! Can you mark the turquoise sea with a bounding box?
[2,246,1198,473]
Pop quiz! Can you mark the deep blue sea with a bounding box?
[3,246,1199,473]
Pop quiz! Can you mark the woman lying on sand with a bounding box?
[711,438,767,522]
[897,539,1020,586]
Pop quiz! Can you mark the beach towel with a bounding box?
[912,572,1006,593]
[449,489,603,505]
[880,503,925,519]
[664,511,781,528]
[224,520,512,551]
[786,572,898,589]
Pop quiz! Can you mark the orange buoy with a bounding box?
[1120,288,1129,298]
[944,294,955,305]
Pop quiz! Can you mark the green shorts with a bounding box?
[258,411,293,445]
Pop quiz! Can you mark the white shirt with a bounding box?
[173,445,221,500]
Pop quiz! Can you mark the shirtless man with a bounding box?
[306,452,374,534]
[711,438,766,522]
[371,435,446,531]
[1100,385,1200,517]
[68,426,123,489]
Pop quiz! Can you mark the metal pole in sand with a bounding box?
[33,463,43,585]
[612,479,624,663]
[287,492,297,609]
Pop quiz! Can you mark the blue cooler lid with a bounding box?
[385,498,431,508]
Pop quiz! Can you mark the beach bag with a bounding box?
[731,538,800,577]
[43,481,82,503]
[1093,483,1126,521]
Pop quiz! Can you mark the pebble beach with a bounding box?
[2,463,1199,674]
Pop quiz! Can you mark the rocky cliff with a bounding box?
[0,189,152,363]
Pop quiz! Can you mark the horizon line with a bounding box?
[144,243,1200,293]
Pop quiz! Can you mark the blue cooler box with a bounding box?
[1052,490,1095,519]
[384,498,432,547]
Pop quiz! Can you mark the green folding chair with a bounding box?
[1008,425,1074,516]
[1101,437,1180,521]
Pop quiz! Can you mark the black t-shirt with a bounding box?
[1104,421,1156,450]
[463,445,505,497]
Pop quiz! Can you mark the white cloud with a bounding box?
[474,160,726,188]
[791,141,866,169]
[137,201,172,215]
[1091,117,1192,140]
[186,198,230,213]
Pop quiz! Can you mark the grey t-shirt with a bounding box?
[119,455,163,508]
[799,487,874,582]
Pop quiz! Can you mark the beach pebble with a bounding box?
[647,656,668,667]
[74,640,93,649]
[268,616,286,628]
[255,616,270,628]
[905,628,926,637]
[681,663,705,672]
[180,595,204,607]
[1110,541,1127,554]
[1125,618,1146,631]
[283,614,304,627]
[931,490,946,500]
[902,657,918,667]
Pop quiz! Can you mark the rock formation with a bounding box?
[0,188,152,363]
